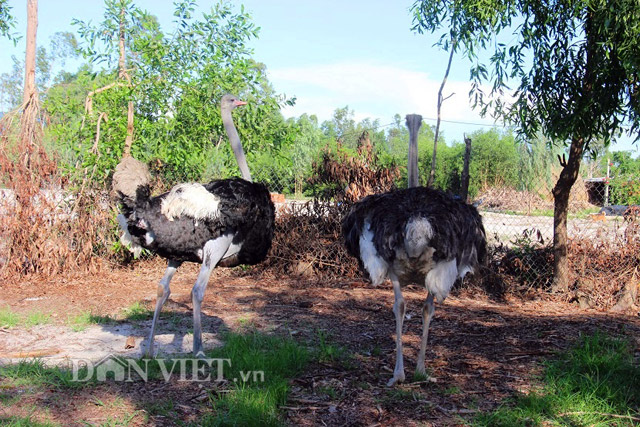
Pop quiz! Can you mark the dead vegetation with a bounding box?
[1,114,637,313]
[478,221,640,313]
[0,105,114,279]
[568,220,640,312]
[256,200,359,281]
[308,131,401,203]
[477,176,596,214]
[257,131,400,281]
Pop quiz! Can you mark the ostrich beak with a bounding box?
[234,99,247,107]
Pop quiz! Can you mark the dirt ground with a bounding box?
[1,260,640,426]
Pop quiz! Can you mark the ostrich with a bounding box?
[341,114,486,386]
[113,94,275,357]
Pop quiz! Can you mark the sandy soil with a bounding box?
[1,260,639,425]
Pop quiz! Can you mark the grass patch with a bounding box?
[0,391,21,406]
[0,359,91,390]
[315,329,348,363]
[67,311,112,332]
[475,331,640,426]
[496,206,601,219]
[121,302,153,321]
[0,416,58,427]
[24,312,51,328]
[379,388,421,407]
[412,370,430,383]
[199,330,311,426]
[143,399,176,418]
[0,307,19,328]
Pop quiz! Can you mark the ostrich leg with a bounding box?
[144,260,180,358]
[388,271,406,386]
[416,293,435,376]
[192,234,234,356]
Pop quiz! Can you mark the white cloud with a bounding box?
[267,61,498,129]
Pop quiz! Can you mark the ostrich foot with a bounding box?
[141,341,155,359]
[386,371,405,387]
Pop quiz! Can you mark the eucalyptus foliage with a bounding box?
[0,0,18,43]
[412,0,640,289]
[49,0,295,185]
[412,0,640,150]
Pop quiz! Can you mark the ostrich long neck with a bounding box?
[405,114,423,188]
[222,108,252,182]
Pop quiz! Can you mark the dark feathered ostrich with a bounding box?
[113,94,275,357]
[342,114,486,386]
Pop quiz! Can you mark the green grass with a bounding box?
[412,370,430,382]
[315,329,348,363]
[121,302,153,321]
[0,416,58,427]
[67,311,113,332]
[0,359,91,389]
[493,206,601,219]
[24,312,51,328]
[379,388,421,407]
[199,330,311,426]
[143,399,176,418]
[0,307,20,328]
[475,331,640,426]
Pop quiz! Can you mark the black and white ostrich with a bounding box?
[342,114,486,386]
[113,94,275,357]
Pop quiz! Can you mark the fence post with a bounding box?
[604,157,610,207]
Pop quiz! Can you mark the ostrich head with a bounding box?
[220,94,252,182]
[221,94,247,111]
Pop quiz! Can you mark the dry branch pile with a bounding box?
[568,221,640,311]
[256,131,401,282]
[0,105,115,279]
[478,180,596,214]
[309,131,401,203]
[478,187,551,213]
[254,200,359,282]
[479,222,640,312]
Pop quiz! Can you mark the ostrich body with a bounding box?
[114,95,275,357]
[341,115,486,386]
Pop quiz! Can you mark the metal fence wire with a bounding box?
[253,162,639,307]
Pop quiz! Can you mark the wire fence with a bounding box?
[1,156,637,309]
[253,162,639,307]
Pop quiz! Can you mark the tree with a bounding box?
[286,114,325,195]
[428,37,456,188]
[22,0,37,106]
[0,0,18,41]
[412,0,640,291]
[0,32,78,110]
[64,0,294,184]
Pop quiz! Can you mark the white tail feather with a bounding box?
[404,217,433,258]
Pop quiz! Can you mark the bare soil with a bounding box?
[1,260,640,426]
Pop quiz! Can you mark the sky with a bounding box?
[1,0,638,153]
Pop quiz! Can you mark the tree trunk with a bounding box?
[123,101,134,156]
[427,39,456,188]
[551,136,585,292]
[551,9,596,293]
[22,0,37,106]
[20,0,38,167]
[460,134,472,202]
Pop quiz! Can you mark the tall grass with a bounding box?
[475,331,640,426]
